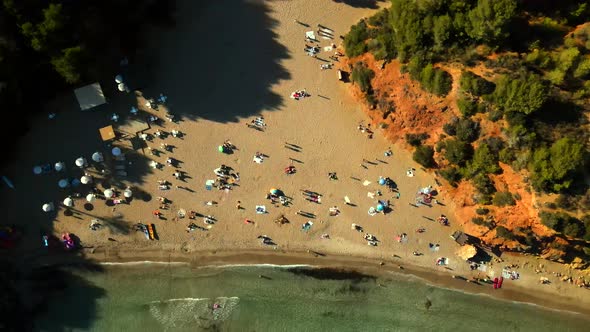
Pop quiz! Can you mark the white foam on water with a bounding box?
[148,296,240,330]
[147,297,210,304]
[203,263,312,269]
[100,261,190,266]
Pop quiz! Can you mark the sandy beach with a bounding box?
[3,0,589,316]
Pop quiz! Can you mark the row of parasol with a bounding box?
[42,188,133,211]
[33,150,122,175]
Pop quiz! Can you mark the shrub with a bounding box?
[496,226,515,240]
[472,217,494,228]
[554,194,576,211]
[439,166,462,186]
[493,192,516,207]
[351,62,375,93]
[539,212,584,238]
[582,215,590,241]
[413,145,435,168]
[460,71,495,96]
[444,139,473,166]
[540,211,561,230]
[465,143,500,178]
[488,108,503,122]
[443,121,457,136]
[405,133,429,147]
[344,20,368,57]
[492,72,548,115]
[455,118,480,142]
[457,96,478,117]
[476,208,490,215]
[472,174,496,196]
[562,220,583,238]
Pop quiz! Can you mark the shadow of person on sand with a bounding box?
[134,0,291,123]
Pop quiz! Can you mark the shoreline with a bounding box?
[34,247,590,317]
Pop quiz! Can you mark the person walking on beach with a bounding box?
[236,200,242,210]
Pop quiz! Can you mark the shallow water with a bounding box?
[36,264,589,332]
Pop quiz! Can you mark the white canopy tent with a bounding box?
[74,83,107,111]
[86,194,96,203]
[124,188,133,198]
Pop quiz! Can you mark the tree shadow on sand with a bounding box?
[332,0,385,9]
[132,0,291,123]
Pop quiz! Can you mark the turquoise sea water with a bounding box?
[36,264,589,332]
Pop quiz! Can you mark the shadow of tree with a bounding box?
[128,0,291,123]
[332,0,385,9]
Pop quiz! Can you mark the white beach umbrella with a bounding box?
[75,157,86,167]
[104,188,114,198]
[115,74,123,83]
[63,197,74,207]
[55,162,65,172]
[111,147,122,156]
[86,194,96,203]
[33,166,42,175]
[42,203,54,212]
[149,160,159,169]
[58,179,69,188]
[81,175,92,184]
[92,152,103,162]
[123,188,133,198]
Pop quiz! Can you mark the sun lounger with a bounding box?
[114,165,126,170]
[114,154,126,161]
[115,170,127,177]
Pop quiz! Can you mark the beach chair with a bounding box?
[114,165,126,170]
[115,170,127,177]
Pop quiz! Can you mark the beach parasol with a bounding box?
[115,74,123,83]
[111,147,122,156]
[124,188,133,198]
[376,204,384,212]
[75,157,86,167]
[92,152,103,162]
[149,160,159,169]
[117,83,127,92]
[71,179,81,187]
[63,197,73,207]
[81,175,92,184]
[456,245,477,260]
[344,196,351,205]
[33,166,42,175]
[58,179,69,188]
[42,203,54,212]
[86,194,96,203]
[218,145,224,153]
[55,162,65,172]
[104,189,114,198]
[378,177,386,185]
[130,106,138,115]
[270,188,283,196]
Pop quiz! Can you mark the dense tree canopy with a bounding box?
[530,137,586,192]
[492,73,549,114]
